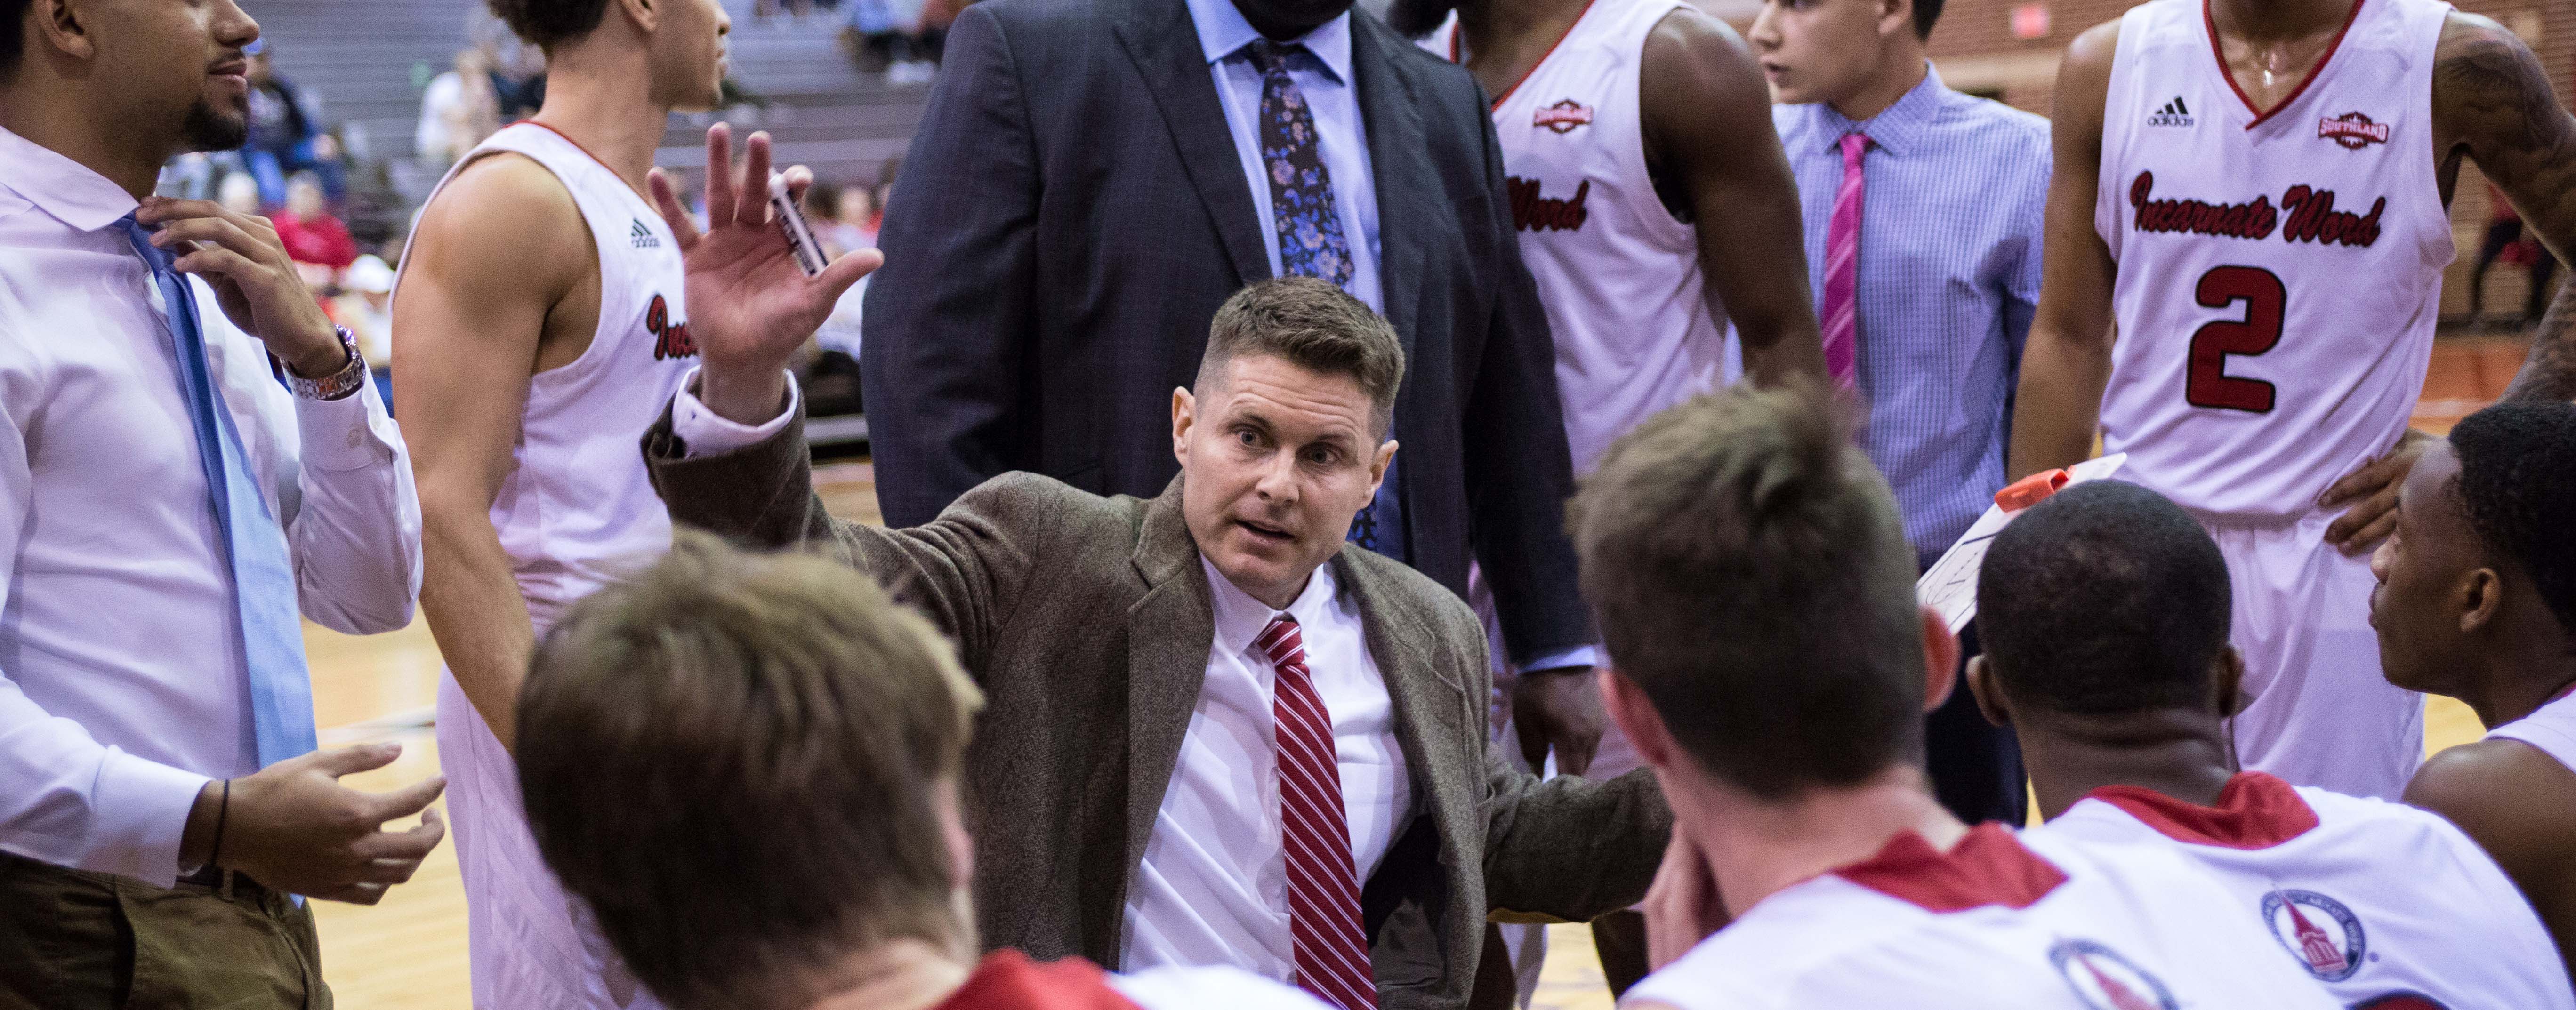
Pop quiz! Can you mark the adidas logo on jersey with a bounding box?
[630,219,661,249]
[2148,97,2195,128]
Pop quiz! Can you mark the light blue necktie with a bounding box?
[120,215,318,769]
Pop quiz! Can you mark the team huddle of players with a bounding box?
[382,0,2576,1001]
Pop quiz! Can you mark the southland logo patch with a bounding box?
[1533,99,1594,134]
[2320,112,2391,149]
[630,219,661,249]
[2148,96,2194,128]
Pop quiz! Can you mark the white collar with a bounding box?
[1202,554,1343,660]
[0,125,145,233]
[1182,0,1356,86]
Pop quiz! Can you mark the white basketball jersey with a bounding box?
[1448,0,1725,473]
[2490,686,2576,776]
[2093,0,2454,521]
[2039,771,2571,1010]
[1622,823,2341,1010]
[396,122,697,625]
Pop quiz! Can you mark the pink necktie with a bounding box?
[1257,615,1377,1010]
[1819,132,1869,386]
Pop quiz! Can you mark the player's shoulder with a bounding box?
[1640,876,1932,996]
[2407,737,2576,840]
[1107,964,1335,1010]
[405,151,590,286]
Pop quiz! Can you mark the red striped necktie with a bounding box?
[1255,615,1377,1010]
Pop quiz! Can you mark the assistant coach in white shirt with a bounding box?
[0,0,444,1005]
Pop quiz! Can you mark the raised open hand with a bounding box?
[646,123,881,425]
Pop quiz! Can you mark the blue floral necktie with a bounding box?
[1249,41,1354,288]
[1247,40,1403,560]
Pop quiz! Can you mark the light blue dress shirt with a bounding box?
[1776,66,2052,564]
[1183,0,1384,313]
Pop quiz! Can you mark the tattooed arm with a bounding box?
[2435,13,2576,402]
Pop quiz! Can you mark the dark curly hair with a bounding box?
[1977,480,2234,716]
[486,0,615,49]
[2449,400,2576,637]
[3,0,32,78]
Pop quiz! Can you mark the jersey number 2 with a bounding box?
[2186,265,2285,413]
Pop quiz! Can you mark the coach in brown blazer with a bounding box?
[639,269,1666,1009]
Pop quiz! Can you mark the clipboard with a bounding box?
[1916,453,2128,635]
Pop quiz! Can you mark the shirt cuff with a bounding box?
[293,366,400,473]
[671,368,800,458]
[90,750,214,888]
[1519,645,1601,674]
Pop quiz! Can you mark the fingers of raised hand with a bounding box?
[781,164,814,206]
[646,170,702,250]
[704,123,738,225]
[737,132,775,230]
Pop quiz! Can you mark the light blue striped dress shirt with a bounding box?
[1775,66,2053,563]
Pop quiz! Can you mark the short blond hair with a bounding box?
[518,531,984,1010]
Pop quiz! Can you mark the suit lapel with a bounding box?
[1351,14,1431,360]
[1122,477,1216,907]
[1336,551,1475,879]
[1112,0,1271,288]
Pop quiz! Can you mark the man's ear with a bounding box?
[1171,386,1196,468]
[1964,656,2012,729]
[1881,0,1916,40]
[1919,607,1959,713]
[2211,645,2246,721]
[615,0,659,34]
[1369,439,1398,494]
[1600,666,1680,773]
[2459,567,2504,636]
[30,0,97,63]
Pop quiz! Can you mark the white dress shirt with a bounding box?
[670,377,1411,980]
[1182,0,1384,314]
[1119,557,1409,978]
[0,126,422,887]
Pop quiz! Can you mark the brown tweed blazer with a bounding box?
[643,405,1669,1010]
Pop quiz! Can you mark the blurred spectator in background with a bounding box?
[333,255,400,414]
[467,6,551,119]
[840,0,955,81]
[808,177,878,255]
[244,40,346,207]
[417,48,503,171]
[2471,181,2560,331]
[275,172,359,276]
[216,169,263,216]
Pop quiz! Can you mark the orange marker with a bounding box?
[1995,468,2072,513]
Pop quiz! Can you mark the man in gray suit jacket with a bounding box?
[632,139,1665,1010]
[857,0,1612,773]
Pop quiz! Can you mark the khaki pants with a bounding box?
[0,852,330,1010]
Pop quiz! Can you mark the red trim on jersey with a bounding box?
[1488,0,1602,112]
[2202,0,2368,130]
[2085,771,2321,850]
[1833,823,2069,913]
[511,119,653,200]
[932,951,1143,1010]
